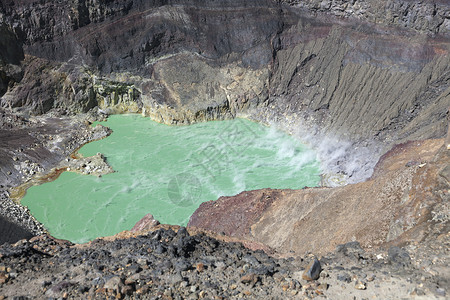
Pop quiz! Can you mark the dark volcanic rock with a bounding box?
[0,1,448,297]
[0,215,32,245]
[0,23,23,66]
[0,228,446,299]
[1,0,448,184]
[0,23,23,97]
[2,0,282,72]
[281,0,450,36]
[0,0,284,122]
[388,246,411,267]
[302,258,322,281]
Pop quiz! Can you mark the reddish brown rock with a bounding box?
[195,263,205,272]
[0,273,8,285]
[188,190,278,237]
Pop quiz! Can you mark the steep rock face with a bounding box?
[0,0,448,144]
[246,10,449,182]
[0,23,23,97]
[0,0,281,122]
[282,0,450,36]
[268,15,450,141]
[0,55,98,114]
[1,0,281,70]
[0,1,448,142]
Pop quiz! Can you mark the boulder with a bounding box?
[131,214,160,232]
[302,258,321,281]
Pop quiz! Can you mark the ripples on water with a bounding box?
[22,115,320,243]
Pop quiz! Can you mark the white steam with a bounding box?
[261,119,383,187]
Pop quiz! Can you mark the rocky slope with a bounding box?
[0,0,449,298]
[189,135,449,256]
[0,226,448,299]
[1,0,449,182]
[0,107,112,244]
[0,0,282,118]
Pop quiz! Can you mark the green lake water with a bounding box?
[22,115,320,243]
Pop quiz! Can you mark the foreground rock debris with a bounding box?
[0,228,447,299]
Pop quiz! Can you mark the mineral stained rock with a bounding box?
[0,0,449,299]
[1,0,449,184]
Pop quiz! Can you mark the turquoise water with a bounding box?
[22,115,320,243]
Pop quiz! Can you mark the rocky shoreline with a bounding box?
[0,0,449,298]
[0,190,44,239]
[0,106,447,300]
[0,108,113,243]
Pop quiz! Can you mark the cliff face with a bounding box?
[270,20,449,141]
[259,11,450,182]
[0,1,448,178]
[282,0,450,36]
[2,0,281,68]
[0,22,23,97]
[0,0,282,119]
[272,0,450,147]
[0,0,449,248]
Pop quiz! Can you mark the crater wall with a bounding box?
[0,0,448,256]
[1,1,448,151]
